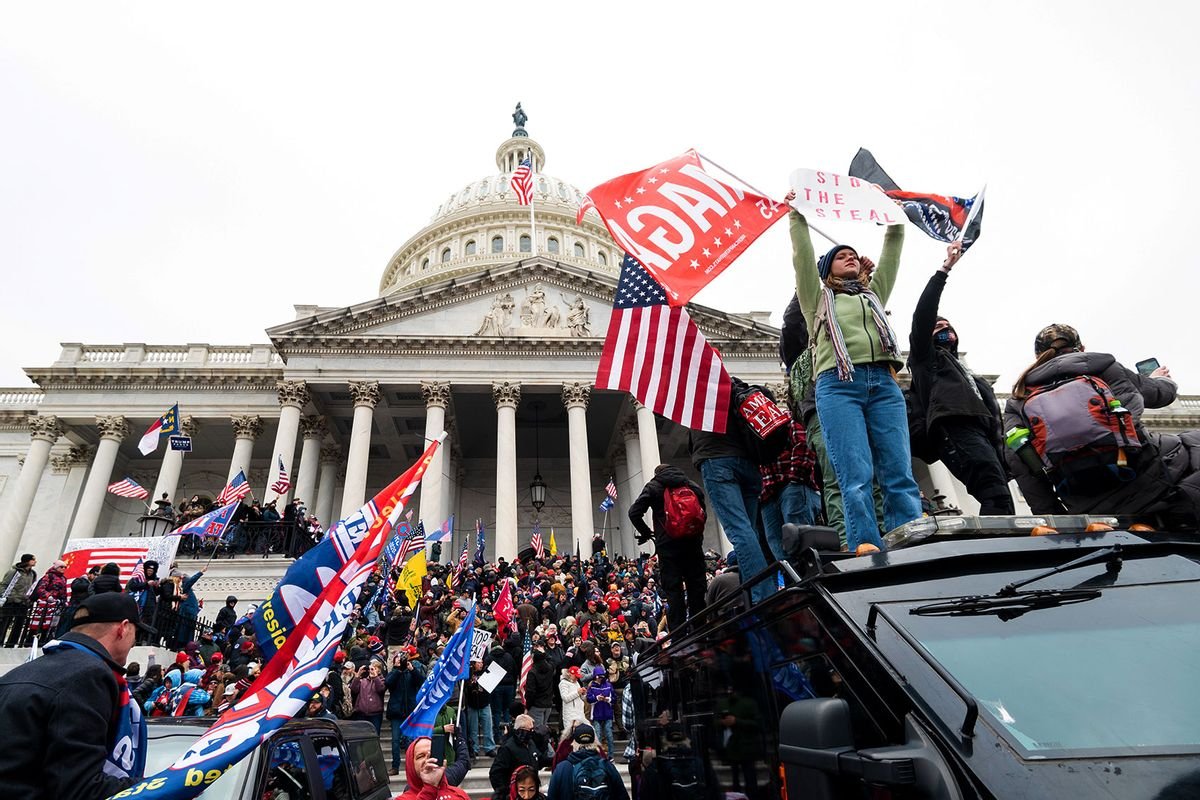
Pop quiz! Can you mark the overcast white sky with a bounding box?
[2,2,1197,393]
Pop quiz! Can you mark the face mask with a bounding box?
[934,329,954,347]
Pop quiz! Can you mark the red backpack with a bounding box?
[662,485,707,540]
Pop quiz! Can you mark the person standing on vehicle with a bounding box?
[908,242,1014,514]
[0,591,151,799]
[546,723,629,800]
[628,464,709,630]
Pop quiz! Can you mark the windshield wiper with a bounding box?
[910,545,1122,620]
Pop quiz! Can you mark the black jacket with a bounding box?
[908,271,1004,437]
[627,466,707,550]
[0,632,134,799]
[1003,351,1186,516]
[524,655,557,709]
[489,729,545,799]
[688,405,750,467]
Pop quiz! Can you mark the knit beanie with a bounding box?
[817,244,856,280]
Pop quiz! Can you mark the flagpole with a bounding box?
[529,175,538,257]
[697,150,838,247]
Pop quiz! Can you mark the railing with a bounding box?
[0,390,44,405]
[57,344,283,370]
[173,519,316,560]
[0,598,216,651]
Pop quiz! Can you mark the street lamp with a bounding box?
[529,401,546,512]
[139,514,174,538]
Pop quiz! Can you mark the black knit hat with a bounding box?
[817,244,856,280]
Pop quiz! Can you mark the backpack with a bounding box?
[1019,375,1143,494]
[571,754,610,800]
[657,753,706,799]
[663,485,706,541]
[731,378,790,465]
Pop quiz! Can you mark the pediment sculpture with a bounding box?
[474,284,593,338]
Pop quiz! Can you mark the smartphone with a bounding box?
[429,733,447,765]
[1136,358,1160,377]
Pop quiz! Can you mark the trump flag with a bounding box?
[578,150,786,305]
[400,602,476,737]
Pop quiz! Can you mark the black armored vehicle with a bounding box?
[632,516,1200,800]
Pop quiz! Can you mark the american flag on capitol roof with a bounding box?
[595,254,732,433]
[510,156,534,205]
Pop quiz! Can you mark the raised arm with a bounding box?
[909,242,963,363]
[787,191,820,329]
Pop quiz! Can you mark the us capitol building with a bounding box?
[2,109,1197,601]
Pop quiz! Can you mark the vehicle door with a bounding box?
[260,734,322,800]
[308,730,388,800]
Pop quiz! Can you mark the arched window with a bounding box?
[492,236,504,253]
[465,240,477,256]
[547,237,559,254]
[573,242,586,258]
[598,251,608,266]
[519,234,532,253]
[421,258,429,271]
[441,248,452,263]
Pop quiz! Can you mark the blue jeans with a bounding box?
[490,684,515,737]
[699,457,773,602]
[759,483,821,560]
[466,704,494,754]
[390,718,410,770]
[815,365,922,550]
[594,717,614,758]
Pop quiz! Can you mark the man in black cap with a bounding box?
[0,591,153,799]
[546,722,628,800]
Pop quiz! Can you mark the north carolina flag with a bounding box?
[138,404,179,455]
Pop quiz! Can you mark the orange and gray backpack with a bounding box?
[1018,375,1143,494]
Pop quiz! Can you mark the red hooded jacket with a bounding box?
[395,739,471,800]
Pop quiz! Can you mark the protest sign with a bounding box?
[788,168,904,225]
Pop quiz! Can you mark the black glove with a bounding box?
[636,534,651,545]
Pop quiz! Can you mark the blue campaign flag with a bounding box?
[400,603,477,738]
[166,501,239,540]
[598,496,614,513]
[472,520,486,567]
[381,518,412,569]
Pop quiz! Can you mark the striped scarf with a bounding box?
[818,278,899,381]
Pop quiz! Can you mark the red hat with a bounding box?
[210,652,223,663]
[333,650,347,664]
[175,651,189,664]
[240,640,255,652]
[368,636,381,647]
[404,645,419,658]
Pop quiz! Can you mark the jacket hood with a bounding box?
[651,465,690,488]
[404,737,434,792]
[1026,351,1117,386]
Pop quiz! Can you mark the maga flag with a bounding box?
[105,451,429,800]
[251,436,444,661]
[848,148,985,251]
[400,603,477,737]
[578,150,786,305]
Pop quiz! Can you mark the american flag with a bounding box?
[396,521,426,568]
[518,628,533,703]
[216,469,252,506]
[270,455,291,495]
[530,522,544,560]
[605,478,617,500]
[454,539,470,589]
[596,254,732,433]
[127,558,145,586]
[510,156,534,205]
[107,477,149,500]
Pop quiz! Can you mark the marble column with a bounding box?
[151,416,196,508]
[340,381,381,518]
[613,452,637,557]
[0,415,62,567]
[228,414,263,483]
[562,382,594,556]
[634,400,662,479]
[29,446,92,565]
[293,416,326,513]
[619,417,652,555]
[69,416,129,541]
[314,444,341,529]
[493,381,521,560]
[419,381,451,534]
[265,381,308,505]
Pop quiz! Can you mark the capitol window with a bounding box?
[547,237,559,254]
[421,258,429,271]
[598,251,608,266]
[441,248,452,263]
[573,242,585,258]
[519,234,531,253]
[465,240,477,255]
[492,236,504,253]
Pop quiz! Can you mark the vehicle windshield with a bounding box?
[143,729,253,799]
[896,580,1200,758]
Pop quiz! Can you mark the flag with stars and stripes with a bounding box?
[395,521,426,569]
[128,558,146,586]
[269,455,291,495]
[510,156,534,205]
[530,522,544,560]
[454,539,470,590]
[596,254,731,433]
[216,469,251,506]
[605,478,617,500]
[578,149,786,305]
[107,477,149,500]
[518,629,534,703]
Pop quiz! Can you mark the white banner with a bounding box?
[470,629,494,664]
[788,168,905,225]
[477,660,507,694]
[61,536,181,582]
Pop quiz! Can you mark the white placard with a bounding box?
[477,660,507,694]
[788,168,905,225]
[470,629,494,664]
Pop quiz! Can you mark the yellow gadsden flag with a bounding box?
[549,529,558,556]
[396,549,427,607]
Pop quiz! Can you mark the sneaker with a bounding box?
[388,768,399,777]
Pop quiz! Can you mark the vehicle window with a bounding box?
[344,736,389,795]
[896,581,1200,758]
[143,729,252,799]
[310,734,354,800]
[263,738,315,800]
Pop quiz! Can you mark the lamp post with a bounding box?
[138,514,174,538]
[529,401,546,513]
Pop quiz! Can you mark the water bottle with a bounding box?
[1108,399,1131,467]
[1005,427,1045,474]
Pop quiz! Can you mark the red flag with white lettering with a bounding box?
[578,150,786,306]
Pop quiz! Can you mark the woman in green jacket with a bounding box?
[786,190,922,551]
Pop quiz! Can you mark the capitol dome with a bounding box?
[378,116,619,296]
